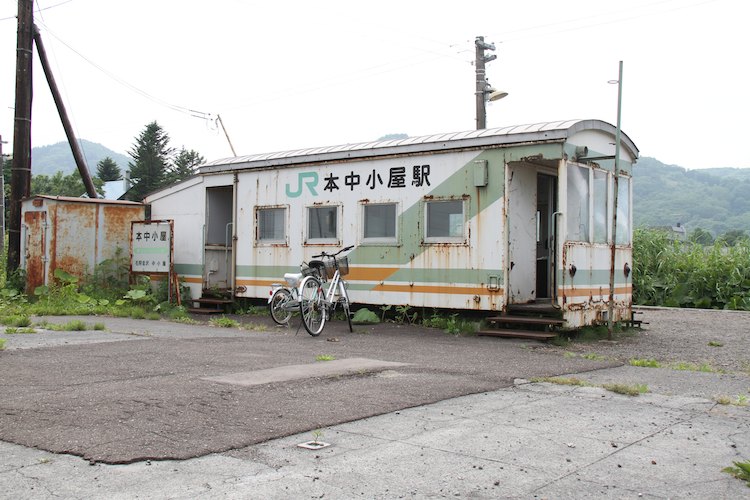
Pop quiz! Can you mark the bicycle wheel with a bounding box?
[339,280,353,332]
[299,276,326,336]
[269,288,293,325]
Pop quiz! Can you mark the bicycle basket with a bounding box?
[300,264,316,277]
[336,256,349,276]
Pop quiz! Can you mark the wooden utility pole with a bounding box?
[0,135,6,256]
[33,25,98,198]
[8,0,34,275]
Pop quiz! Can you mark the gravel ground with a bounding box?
[543,306,750,373]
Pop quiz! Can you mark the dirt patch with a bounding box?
[544,307,750,373]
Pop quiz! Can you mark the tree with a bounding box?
[718,229,749,247]
[166,147,204,184]
[126,121,173,201]
[31,171,104,197]
[689,227,714,246]
[96,156,121,181]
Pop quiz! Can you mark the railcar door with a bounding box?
[506,163,537,303]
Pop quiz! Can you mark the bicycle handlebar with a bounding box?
[312,245,354,259]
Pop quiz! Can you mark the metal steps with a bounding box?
[188,297,233,314]
[478,311,564,341]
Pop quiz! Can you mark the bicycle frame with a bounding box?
[298,246,354,336]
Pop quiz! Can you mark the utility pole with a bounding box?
[0,135,6,256]
[475,36,497,130]
[33,25,98,198]
[8,0,34,275]
[608,61,624,340]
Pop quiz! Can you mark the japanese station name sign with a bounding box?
[131,220,173,274]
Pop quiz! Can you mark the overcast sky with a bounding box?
[0,0,746,170]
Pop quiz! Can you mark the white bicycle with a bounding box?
[268,261,323,325]
[298,246,354,336]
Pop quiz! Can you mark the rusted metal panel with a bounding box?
[23,210,46,292]
[21,197,145,287]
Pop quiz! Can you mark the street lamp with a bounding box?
[475,36,508,129]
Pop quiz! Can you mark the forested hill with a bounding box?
[27,142,749,236]
[633,157,750,236]
[31,140,130,177]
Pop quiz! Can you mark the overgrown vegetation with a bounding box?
[633,227,750,310]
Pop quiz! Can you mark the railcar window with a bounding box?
[363,203,397,242]
[307,206,338,241]
[425,200,464,240]
[566,164,590,242]
[593,170,608,243]
[616,176,631,245]
[257,207,286,243]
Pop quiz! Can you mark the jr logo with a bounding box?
[285,172,319,197]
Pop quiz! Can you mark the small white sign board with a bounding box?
[131,220,173,274]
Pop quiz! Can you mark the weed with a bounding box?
[316,354,335,362]
[629,358,661,368]
[394,305,418,324]
[670,361,717,373]
[531,376,587,387]
[144,312,161,321]
[722,461,750,487]
[242,322,266,332]
[551,335,572,347]
[379,304,392,322]
[209,316,240,328]
[65,320,88,331]
[5,327,37,334]
[582,353,607,361]
[129,309,146,320]
[2,315,31,327]
[93,323,106,331]
[0,338,4,350]
[602,383,649,396]
[311,429,324,444]
[563,351,577,358]
[716,395,749,406]
[708,341,724,347]
[174,316,199,325]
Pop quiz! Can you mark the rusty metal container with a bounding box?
[20,196,145,292]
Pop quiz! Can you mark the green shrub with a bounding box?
[633,228,750,310]
[351,308,379,324]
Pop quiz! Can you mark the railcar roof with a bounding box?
[200,119,638,174]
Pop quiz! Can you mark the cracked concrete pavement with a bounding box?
[0,309,749,498]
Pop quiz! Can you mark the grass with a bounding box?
[1,315,31,327]
[708,341,724,347]
[602,383,649,396]
[715,395,749,407]
[315,354,336,362]
[581,353,607,361]
[629,358,722,373]
[722,461,750,487]
[531,376,587,387]
[531,376,648,396]
[629,358,662,368]
[0,338,5,350]
[5,327,37,334]
[209,316,240,328]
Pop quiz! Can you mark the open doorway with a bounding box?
[507,163,558,305]
[204,186,233,291]
[536,174,557,300]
